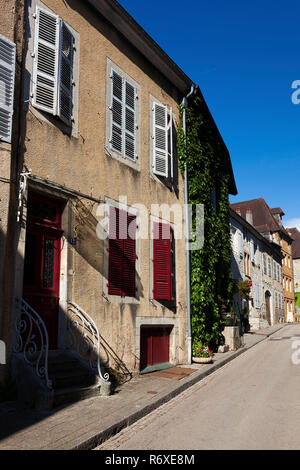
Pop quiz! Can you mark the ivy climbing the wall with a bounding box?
[177,96,234,351]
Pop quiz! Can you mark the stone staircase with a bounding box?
[47,351,101,408]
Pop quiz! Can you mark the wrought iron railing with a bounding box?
[67,301,110,384]
[13,297,52,389]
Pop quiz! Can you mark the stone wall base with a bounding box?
[222,326,241,351]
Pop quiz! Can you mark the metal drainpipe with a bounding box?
[182,85,194,364]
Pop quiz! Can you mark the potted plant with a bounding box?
[235,279,252,301]
[192,341,213,364]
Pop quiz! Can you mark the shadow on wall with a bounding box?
[0,299,132,443]
[0,218,133,443]
[71,198,144,300]
[65,0,182,101]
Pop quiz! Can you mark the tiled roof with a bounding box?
[270,207,285,216]
[230,198,291,239]
[286,227,300,259]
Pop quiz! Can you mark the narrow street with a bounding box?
[96,324,300,450]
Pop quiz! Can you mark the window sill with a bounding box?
[105,146,140,172]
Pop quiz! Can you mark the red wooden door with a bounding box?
[23,193,63,349]
[140,327,171,370]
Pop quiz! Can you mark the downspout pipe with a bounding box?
[182,85,194,364]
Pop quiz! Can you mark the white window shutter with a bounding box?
[250,240,255,263]
[32,7,59,115]
[111,70,123,154]
[0,34,16,143]
[124,80,135,160]
[153,102,168,177]
[257,245,260,267]
[239,232,243,257]
[57,20,74,125]
[168,107,173,179]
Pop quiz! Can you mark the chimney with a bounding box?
[246,208,253,225]
[235,207,241,216]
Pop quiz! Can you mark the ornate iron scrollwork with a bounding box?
[13,297,52,389]
[67,301,110,383]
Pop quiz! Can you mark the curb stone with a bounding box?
[73,324,286,450]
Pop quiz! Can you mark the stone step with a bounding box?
[53,383,101,408]
[49,369,97,389]
[48,359,80,373]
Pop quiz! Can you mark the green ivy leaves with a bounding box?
[177,98,233,351]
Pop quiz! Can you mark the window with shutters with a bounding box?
[255,283,260,308]
[268,257,272,277]
[250,240,255,264]
[150,95,176,184]
[30,4,78,130]
[0,34,16,143]
[151,220,175,305]
[107,205,137,298]
[263,254,267,274]
[106,59,139,167]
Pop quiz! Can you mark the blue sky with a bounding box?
[118,0,300,229]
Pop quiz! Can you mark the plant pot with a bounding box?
[192,356,213,364]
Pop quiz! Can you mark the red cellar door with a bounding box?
[140,326,171,371]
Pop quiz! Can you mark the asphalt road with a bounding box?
[95,324,300,450]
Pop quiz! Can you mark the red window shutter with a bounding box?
[108,207,136,297]
[108,206,123,296]
[122,214,136,297]
[153,222,171,300]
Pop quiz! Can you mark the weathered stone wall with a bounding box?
[230,215,284,329]
[293,259,300,321]
[281,235,295,321]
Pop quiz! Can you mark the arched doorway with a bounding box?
[265,291,271,325]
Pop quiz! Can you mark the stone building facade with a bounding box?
[287,227,300,322]
[231,198,295,323]
[230,207,284,329]
[270,209,295,322]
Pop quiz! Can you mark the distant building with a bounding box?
[230,198,294,323]
[286,227,300,322]
[230,207,284,329]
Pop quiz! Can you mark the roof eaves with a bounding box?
[86,0,237,196]
[86,0,193,95]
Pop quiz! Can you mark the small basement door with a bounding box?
[140,326,172,372]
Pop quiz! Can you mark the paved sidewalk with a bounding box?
[0,323,287,450]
